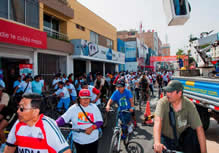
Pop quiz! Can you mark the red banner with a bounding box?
[0,19,47,49]
[150,55,188,65]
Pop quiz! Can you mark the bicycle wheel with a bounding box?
[126,142,144,153]
[109,131,121,153]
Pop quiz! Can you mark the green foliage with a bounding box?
[176,49,185,55]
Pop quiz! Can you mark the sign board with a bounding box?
[19,64,33,79]
[0,19,47,49]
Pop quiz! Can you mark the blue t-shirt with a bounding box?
[32,81,43,95]
[110,89,133,110]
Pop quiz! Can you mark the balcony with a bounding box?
[43,26,68,42]
[39,0,74,19]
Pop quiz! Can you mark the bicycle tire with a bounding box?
[126,142,144,153]
[109,131,121,153]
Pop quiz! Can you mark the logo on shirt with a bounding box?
[77,112,94,125]
[119,96,128,107]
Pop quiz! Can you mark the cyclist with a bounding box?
[65,80,77,104]
[94,72,108,103]
[53,81,71,113]
[153,80,207,153]
[81,81,101,105]
[106,79,137,127]
[5,93,71,153]
[56,89,103,153]
[139,73,150,102]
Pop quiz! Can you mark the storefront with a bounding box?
[71,39,125,76]
[0,18,47,92]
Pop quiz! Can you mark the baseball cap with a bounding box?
[163,80,184,92]
[116,79,125,87]
[79,89,91,99]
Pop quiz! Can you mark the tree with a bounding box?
[176,49,185,55]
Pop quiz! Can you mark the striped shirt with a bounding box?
[6,114,69,153]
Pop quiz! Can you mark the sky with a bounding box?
[77,0,219,55]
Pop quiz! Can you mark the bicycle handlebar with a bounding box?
[59,127,86,133]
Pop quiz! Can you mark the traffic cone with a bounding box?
[160,92,163,99]
[143,101,153,125]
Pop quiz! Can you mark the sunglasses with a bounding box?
[17,106,33,112]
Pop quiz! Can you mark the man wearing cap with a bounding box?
[106,79,137,127]
[56,89,103,153]
[153,80,207,153]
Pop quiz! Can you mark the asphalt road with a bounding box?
[98,88,219,153]
[98,94,158,153]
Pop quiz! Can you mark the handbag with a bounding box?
[169,104,201,153]
[78,104,103,139]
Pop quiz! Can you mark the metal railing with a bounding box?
[43,27,69,41]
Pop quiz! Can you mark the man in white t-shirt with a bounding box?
[53,81,71,112]
[5,93,71,153]
[56,89,103,153]
[65,80,77,103]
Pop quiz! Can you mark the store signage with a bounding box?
[0,19,47,49]
[19,64,33,79]
[73,40,125,64]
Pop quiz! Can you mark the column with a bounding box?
[86,60,91,74]
[103,63,105,75]
[33,51,38,76]
[67,56,73,75]
[115,64,119,72]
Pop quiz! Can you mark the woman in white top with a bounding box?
[56,89,103,153]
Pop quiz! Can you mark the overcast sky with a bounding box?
[77,0,219,55]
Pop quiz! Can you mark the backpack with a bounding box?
[141,78,148,89]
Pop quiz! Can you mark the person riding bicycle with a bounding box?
[106,79,137,128]
[139,73,150,101]
[153,80,207,153]
[53,81,71,113]
[4,93,71,153]
[94,72,108,103]
[56,89,103,153]
[81,81,101,106]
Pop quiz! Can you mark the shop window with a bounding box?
[76,24,85,31]
[90,31,98,44]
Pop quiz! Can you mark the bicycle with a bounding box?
[60,126,86,153]
[108,109,134,153]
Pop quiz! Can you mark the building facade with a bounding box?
[160,43,171,56]
[0,0,124,91]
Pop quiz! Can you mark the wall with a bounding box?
[68,1,117,50]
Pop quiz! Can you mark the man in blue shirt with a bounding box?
[32,75,43,95]
[106,79,137,127]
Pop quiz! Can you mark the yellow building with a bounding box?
[0,0,124,88]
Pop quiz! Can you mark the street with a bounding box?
[98,89,219,153]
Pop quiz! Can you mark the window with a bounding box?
[106,39,113,49]
[0,0,39,28]
[10,0,25,24]
[43,14,60,39]
[0,0,8,18]
[76,24,85,31]
[90,31,98,44]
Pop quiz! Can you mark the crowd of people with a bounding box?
[0,69,207,153]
